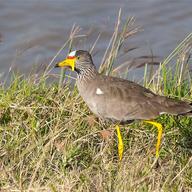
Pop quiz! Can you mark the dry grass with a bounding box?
[0,78,192,191]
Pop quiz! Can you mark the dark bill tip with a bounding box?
[54,63,60,68]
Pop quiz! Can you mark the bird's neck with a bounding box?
[76,66,98,87]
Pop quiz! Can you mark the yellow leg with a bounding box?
[115,125,124,161]
[144,120,163,158]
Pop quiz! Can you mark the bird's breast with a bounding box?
[77,80,105,117]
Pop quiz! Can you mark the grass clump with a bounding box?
[0,13,192,191]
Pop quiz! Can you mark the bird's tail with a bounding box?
[158,96,192,116]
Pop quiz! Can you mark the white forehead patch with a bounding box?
[160,112,167,115]
[96,88,104,95]
[68,50,76,57]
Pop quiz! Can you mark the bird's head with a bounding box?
[55,50,95,73]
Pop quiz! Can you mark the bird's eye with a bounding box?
[77,56,80,60]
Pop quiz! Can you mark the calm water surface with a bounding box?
[0,0,192,77]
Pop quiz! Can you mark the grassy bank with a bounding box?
[0,15,192,191]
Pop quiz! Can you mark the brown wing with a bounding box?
[91,75,160,121]
[92,75,192,121]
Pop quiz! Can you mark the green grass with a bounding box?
[0,13,192,191]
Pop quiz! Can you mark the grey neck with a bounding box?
[76,65,98,85]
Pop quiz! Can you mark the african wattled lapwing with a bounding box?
[55,50,192,161]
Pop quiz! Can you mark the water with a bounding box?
[0,0,192,77]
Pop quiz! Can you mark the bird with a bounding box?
[55,50,192,161]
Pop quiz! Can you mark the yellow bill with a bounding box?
[55,58,76,71]
[55,50,77,71]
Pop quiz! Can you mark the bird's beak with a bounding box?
[55,57,76,71]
